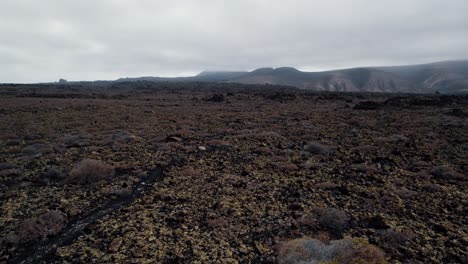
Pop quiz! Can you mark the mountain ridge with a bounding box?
[116,60,468,94]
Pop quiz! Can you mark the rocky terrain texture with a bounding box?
[0,84,467,263]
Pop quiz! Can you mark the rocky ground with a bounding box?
[0,86,466,263]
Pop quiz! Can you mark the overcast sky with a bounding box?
[1,0,468,83]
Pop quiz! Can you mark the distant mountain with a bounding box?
[116,60,468,94]
[195,71,247,81]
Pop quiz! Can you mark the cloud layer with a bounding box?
[1,0,468,83]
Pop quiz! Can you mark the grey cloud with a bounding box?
[1,0,468,82]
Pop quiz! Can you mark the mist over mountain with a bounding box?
[117,60,468,94]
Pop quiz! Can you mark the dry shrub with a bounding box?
[275,162,298,172]
[277,237,387,264]
[254,147,273,155]
[179,166,200,177]
[21,143,53,156]
[378,228,416,246]
[206,139,231,148]
[63,133,89,147]
[6,210,67,244]
[430,166,463,181]
[277,238,312,264]
[304,142,336,155]
[65,159,115,184]
[319,208,349,234]
[421,183,443,192]
[337,238,387,264]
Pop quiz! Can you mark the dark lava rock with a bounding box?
[265,92,297,102]
[446,108,468,118]
[353,101,383,110]
[207,94,225,102]
[0,163,16,170]
[367,215,390,229]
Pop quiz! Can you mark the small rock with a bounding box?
[198,146,206,151]
[108,237,123,253]
[166,136,183,142]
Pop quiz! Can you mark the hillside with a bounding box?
[116,60,468,94]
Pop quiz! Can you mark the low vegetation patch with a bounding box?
[65,159,115,185]
[277,237,387,264]
[5,210,67,245]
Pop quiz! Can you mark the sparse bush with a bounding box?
[277,237,387,264]
[63,133,89,147]
[206,139,231,148]
[421,183,443,192]
[179,166,201,177]
[7,210,67,244]
[206,94,225,102]
[430,166,463,180]
[304,142,335,155]
[65,159,115,184]
[44,167,66,181]
[254,146,273,155]
[319,208,349,233]
[21,143,53,156]
[337,238,387,264]
[378,228,416,246]
[275,162,298,172]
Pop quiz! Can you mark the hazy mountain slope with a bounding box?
[115,60,468,94]
[378,60,468,93]
[230,67,414,93]
[229,61,468,93]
